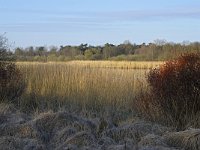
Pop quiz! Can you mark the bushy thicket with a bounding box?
[0,62,25,102]
[136,53,200,129]
[0,35,25,103]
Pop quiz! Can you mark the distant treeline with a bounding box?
[12,40,200,61]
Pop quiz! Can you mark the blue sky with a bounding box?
[0,0,200,47]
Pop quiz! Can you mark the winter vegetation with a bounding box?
[1,35,200,149]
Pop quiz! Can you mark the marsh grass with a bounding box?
[16,61,161,120]
[1,61,200,149]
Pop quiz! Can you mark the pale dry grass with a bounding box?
[1,109,198,150]
[165,129,200,150]
[16,61,163,117]
[1,61,199,149]
[67,61,163,69]
[17,61,163,69]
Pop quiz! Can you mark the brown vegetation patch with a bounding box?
[135,53,200,129]
[165,129,200,150]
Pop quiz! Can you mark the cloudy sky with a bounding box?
[0,0,200,47]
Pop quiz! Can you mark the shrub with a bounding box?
[0,62,25,102]
[148,53,200,129]
[0,35,25,103]
[135,53,200,129]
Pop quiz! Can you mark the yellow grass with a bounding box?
[16,61,163,114]
[17,61,163,69]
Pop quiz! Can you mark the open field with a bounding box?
[17,61,163,69]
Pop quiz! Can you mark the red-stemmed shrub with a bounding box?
[147,53,200,129]
[134,53,200,129]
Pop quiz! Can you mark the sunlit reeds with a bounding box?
[16,61,163,117]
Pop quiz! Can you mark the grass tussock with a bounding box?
[0,109,177,150]
[165,129,200,150]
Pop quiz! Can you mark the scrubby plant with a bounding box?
[0,35,25,103]
[0,62,25,102]
[145,53,200,129]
